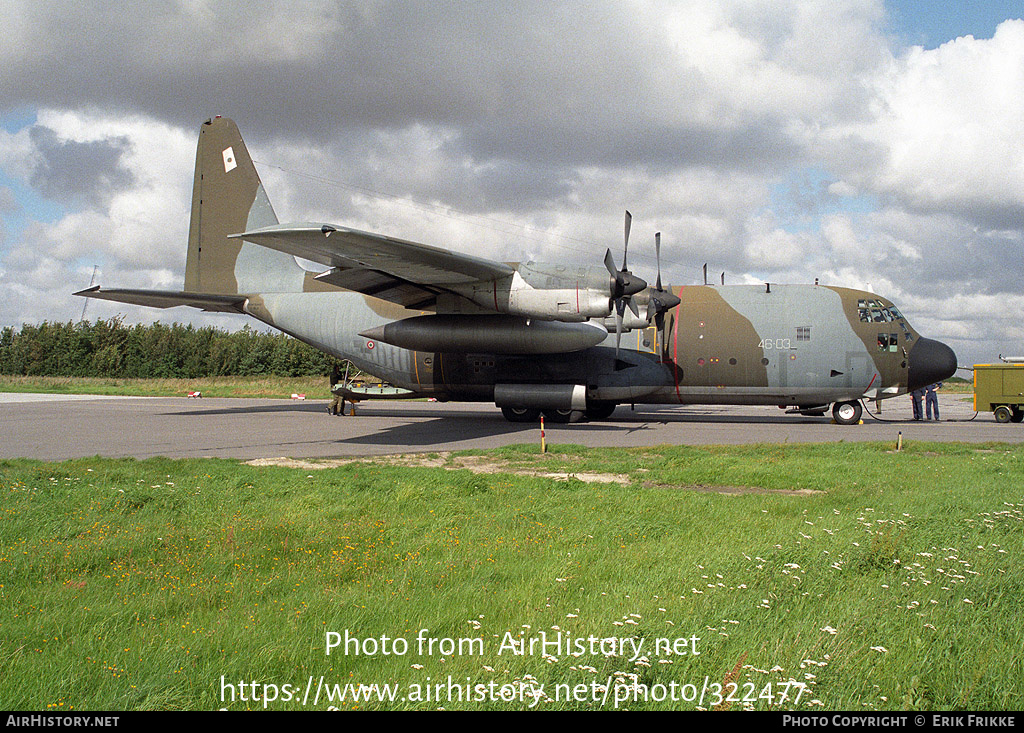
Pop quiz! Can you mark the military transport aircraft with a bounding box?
[76,117,958,425]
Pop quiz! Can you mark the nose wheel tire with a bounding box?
[832,401,863,425]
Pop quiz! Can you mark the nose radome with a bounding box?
[907,337,958,392]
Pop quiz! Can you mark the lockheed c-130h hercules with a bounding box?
[77,117,958,425]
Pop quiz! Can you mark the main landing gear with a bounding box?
[500,401,618,423]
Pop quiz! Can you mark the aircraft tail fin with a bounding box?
[184,116,305,295]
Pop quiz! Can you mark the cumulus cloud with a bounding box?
[854,19,1024,228]
[27,126,134,209]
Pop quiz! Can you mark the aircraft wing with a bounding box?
[74,286,247,313]
[231,223,515,308]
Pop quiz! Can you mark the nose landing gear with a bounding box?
[832,401,863,425]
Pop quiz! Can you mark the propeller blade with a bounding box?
[655,232,662,292]
[604,248,617,279]
[623,210,632,270]
[615,305,624,357]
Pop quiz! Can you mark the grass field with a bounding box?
[1,441,1022,711]
[0,375,332,400]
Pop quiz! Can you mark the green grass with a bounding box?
[1,442,1022,710]
[0,375,331,399]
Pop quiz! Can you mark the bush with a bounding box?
[0,318,337,378]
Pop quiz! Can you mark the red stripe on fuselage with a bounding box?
[673,296,682,403]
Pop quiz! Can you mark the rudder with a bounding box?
[184,116,304,295]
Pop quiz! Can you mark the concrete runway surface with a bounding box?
[1,391,1018,461]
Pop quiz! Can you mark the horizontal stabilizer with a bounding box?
[74,286,247,313]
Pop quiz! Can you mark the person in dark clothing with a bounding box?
[925,382,942,420]
[328,364,344,416]
[911,387,925,420]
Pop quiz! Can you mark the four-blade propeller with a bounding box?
[604,211,649,355]
[645,231,681,331]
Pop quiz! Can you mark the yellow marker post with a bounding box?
[540,415,547,454]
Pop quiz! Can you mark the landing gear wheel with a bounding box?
[994,405,1013,424]
[542,408,583,424]
[501,406,540,423]
[584,400,617,421]
[832,400,862,425]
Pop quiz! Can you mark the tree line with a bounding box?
[0,319,339,378]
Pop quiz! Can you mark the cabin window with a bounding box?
[877,333,899,352]
[796,326,811,341]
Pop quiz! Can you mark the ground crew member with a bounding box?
[925,382,942,420]
[911,387,925,420]
[328,364,344,416]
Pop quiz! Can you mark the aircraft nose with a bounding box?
[907,337,957,392]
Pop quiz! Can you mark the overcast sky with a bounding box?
[2,0,1022,368]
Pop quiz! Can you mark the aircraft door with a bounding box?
[844,351,872,390]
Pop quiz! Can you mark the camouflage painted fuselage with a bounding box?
[243,281,921,409]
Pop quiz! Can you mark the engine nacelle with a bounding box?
[456,265,615,322]
[507,287,611,322]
